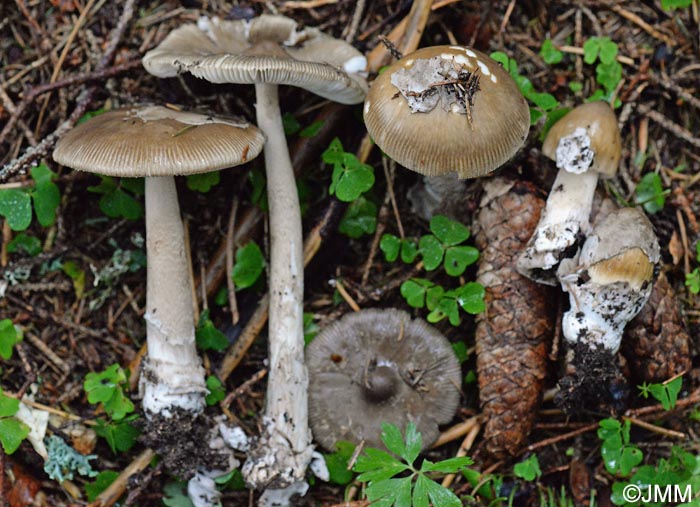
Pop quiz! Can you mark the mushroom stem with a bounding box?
[243,83,313,490]
[516,168,598,284]
[141,176,207,417]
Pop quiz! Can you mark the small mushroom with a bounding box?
[53,106,264,418]
[306,309,461,451]
[517,101,622,284]
[363,45,530,178]
[143,15,368,492]
[555,207,660,409]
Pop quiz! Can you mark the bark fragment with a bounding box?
[622,272,692,382]
[473,179,555,460]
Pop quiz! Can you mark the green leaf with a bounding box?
[85,470,120,502]
[635,172,667,214]
[400,239,419,263]
[400,278,433,308]
[583,38,601,64]
[618,446,643,476]
[425,284,444,311]
[380,234,401,262]
[540,39,563,64]
[322,138,346,166]
[205,375,226,406]
[7,233,41,256]
[596,60,623,93]
[514,455,542,481]
[444,246,479,276]
[248,168,268,210]
[380,422,407,459]
[162,481,195,507]
[119,177,144,195]
[77,108,106,125]
[102,389,134,421]
[598,38,619,65]
[427,296,460,326]
[30,164,60,227]
[456,282,486,314]
[186,172,220,193]
[332,153,375,202]
[420,456,474,473]
[0,417,30,454]
[300,120,325,138]
[402,422,422,466]
[648,377,682,410]
[339,197,377,238]
[423,474,463,507]
[418,235,444,271]
[84,364,125,404]
[525,91,559,111]
[0,391,20,418]
[429,215,470,246]
[62,260,86,299]
[324,441,356,485]
[196,309,229,351]
[365,477,413,507]
[451,342,468,363]
[232,241,265,289]
[661,0,692,9]
[303,312,320,346]
[282,112,301,135]
[354,451,408,482]
[0,320,22,360]
[0,189,32,231]
[97,187,143,220]
[413,474,431,507]
[94,417,140,453]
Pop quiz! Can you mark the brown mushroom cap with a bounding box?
[541,101,621,178]
[52,106,264,177]
[306,308,461,451]
[142,15,367,105]
[363,45,530,178]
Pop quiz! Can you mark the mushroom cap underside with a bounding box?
[306,308,461,451]
[363,45,530,178]
[53,106,264,177]
[142,15,367,105]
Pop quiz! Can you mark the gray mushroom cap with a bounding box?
[142,15,367,105]
[306,309,461,451]
[52,106,264,177]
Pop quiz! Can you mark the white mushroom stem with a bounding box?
[141,176,207,417]
[242,83,313,491]
[516,165,598,285]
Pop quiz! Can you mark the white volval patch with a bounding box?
[259,482,310,507]
[343,55,367,74]
[310,451,330,481]
[476,60,490,75]
[556,126,594,174]
[490,74,498,83]
[364,101,370,114]
[465,48,477,57]
[404,59,414,67]
[131,106,249,129]
[452,54,472,68]
[218,423,250,451]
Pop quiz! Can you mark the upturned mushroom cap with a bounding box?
[542,101,621,178]
[578,207,660,291]
[557,207,660,352]
[363,45,530,178]
[52,106,264,177]
[142,15,367,105]
[306,308,461,451]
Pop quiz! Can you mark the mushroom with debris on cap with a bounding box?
[306,308,461,451]
[363,45,530,179]
[142,15,368,495]
[53,106,264,422]
[555,207,660,410]
[517,101,622,285]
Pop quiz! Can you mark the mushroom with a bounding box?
[363,45,530,178]
[555,207,659,409]
[142,15,368,492]
[306,309,461,451]
[52,106,264,418]
[517,101,622,284]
